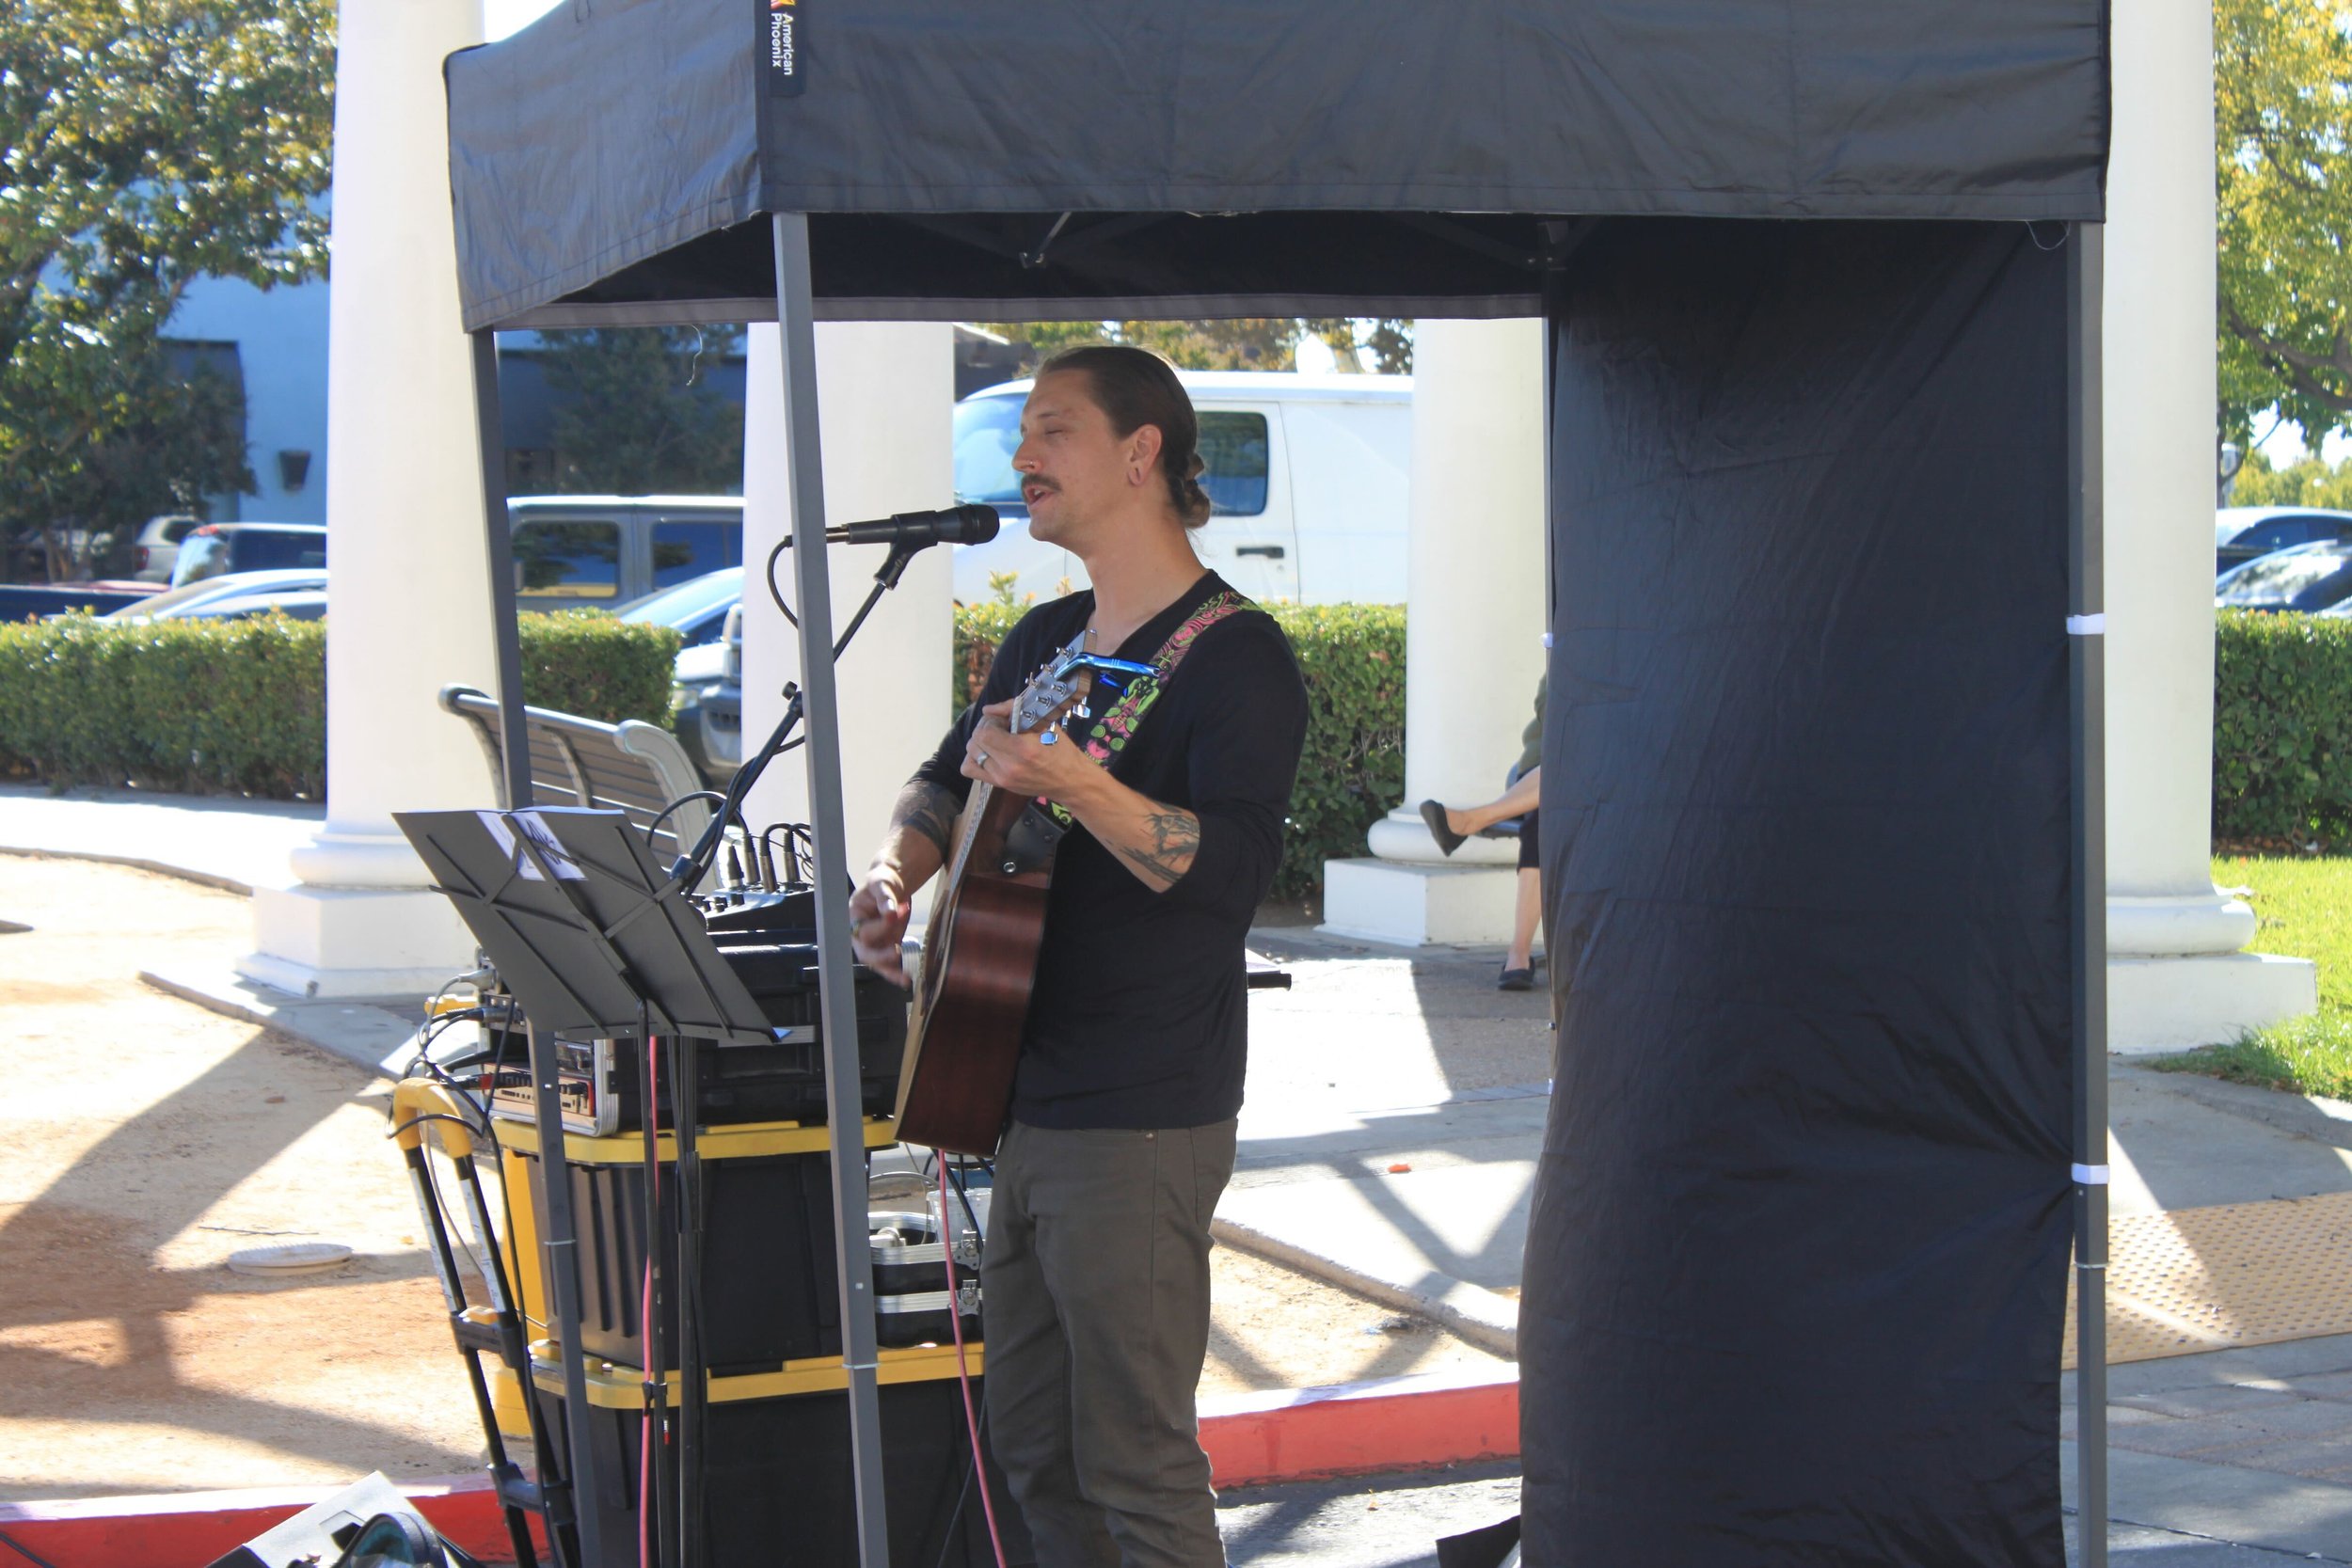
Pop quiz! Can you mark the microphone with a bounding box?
[825,503,999,549]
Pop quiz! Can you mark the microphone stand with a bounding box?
[660,531,921,1567]
[671,536,922,890]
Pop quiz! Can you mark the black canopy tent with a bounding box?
[444,3,2111,1562]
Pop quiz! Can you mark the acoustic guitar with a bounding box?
[895,636,1157,1155]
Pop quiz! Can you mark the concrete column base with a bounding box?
[2106,952,2318,1055]
[238,883,476,1000]
[1320,857,1524,946]
[1364,806,1520,868]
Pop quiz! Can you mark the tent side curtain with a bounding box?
[445,0,2107,331]
[1522,218,2074,1565]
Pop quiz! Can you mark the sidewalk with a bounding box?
[14,785,2352,1560]
[0,782,318,895]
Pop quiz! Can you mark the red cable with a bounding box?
[939,1160,1009,1568]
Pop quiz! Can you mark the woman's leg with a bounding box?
[1442,766,1540,838]
[1506,867,1541,970]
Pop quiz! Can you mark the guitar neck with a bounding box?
[944,774,998,888]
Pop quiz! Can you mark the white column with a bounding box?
[1321,318,1547,945]
[739,323,955,904]
[239,0,498,998]
[2102,0,2313,1050]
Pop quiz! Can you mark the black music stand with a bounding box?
[397,806,785,1568]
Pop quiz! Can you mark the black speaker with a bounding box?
[532,1374,1035,1567]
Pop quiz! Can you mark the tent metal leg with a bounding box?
[769,209,894,1568]
[2067,219,2108,1568]
[528,1019,601,1568]
[469,329,532,810]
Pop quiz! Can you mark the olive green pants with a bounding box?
[982,1117,1239,1568]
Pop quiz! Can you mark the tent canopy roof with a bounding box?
[444,0,2108,330]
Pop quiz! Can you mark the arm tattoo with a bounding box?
[892,780,961,858]
[1117,808,1200,888]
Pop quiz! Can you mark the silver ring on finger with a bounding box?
[976,750,992,768]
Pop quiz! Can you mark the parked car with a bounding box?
[103,569,330,621]
[2216,540,2352,613]
[672,603,743,787]
[614,564,742,652]
[949,371,1413,604]
[176,590,327,622]
[614,567,744,788]
[130,515,203,581]
[2215,506,2352,575]
[171,522,328,586]
[506,496,743,611]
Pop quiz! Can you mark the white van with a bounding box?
[949,371,1412,605]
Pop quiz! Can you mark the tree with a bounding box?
[977,319,1305,371]
[9,346,254,578]
[2217,0,2352,447]
[2229,447,2352,510]
[974,318,1414,374]
[1302,318,1415,373]
[0,0,334,579]
[535,326,748,495]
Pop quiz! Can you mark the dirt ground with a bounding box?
[0,855,1505,1501]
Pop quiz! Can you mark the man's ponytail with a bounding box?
[1175,452,1213,529]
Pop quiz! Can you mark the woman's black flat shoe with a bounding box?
[1419,799,1466,857]
[1498,966,1534,992]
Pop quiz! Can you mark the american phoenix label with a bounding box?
[766,0,806,96]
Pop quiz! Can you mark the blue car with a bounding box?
[2216,541,2352,614]
[616,567,743,785]
[614,564,741,650]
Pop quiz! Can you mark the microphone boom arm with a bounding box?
[678,527,943,887]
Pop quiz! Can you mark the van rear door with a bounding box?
[1188,404,1299,602]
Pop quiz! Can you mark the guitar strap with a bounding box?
[1041,587,1255,827]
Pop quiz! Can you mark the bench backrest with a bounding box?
[439,684,714,864]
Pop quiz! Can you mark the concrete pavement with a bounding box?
[17,784,2352,1560]
[0,781,317,895]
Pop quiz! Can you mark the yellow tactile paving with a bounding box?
[2063,1191,2352,1369]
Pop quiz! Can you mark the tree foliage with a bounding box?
[536,326,748,495]
[0,0,334,578]
[975,319,1415,375]
[2230,448,2352,510]
[2217,0,2352,444]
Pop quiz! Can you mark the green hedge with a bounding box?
[0,611,681,799]
[2215,609,2352,846]
[954,598,1406,900]
[516,611,683,731]
[7,593,1404,896]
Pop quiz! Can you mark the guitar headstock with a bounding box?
[1009,635,1158,736]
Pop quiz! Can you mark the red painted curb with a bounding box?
[1199,1363,1520,1488]
[0,1479,537,1568]
[0,1367,1518,1566]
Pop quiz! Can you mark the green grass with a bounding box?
[2145,854,2352,1097]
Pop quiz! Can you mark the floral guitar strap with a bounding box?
[1041,588,1254,827]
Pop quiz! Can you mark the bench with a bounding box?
[439,684,716,865]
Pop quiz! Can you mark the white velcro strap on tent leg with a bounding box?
[2072,1163,2109,1185]
[2066,613,2106,636]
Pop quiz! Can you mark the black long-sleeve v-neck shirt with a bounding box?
[913,572,1308,1130]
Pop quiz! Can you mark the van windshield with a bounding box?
[953,394,1026,507]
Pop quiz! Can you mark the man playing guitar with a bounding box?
[850,344,1309,1567]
